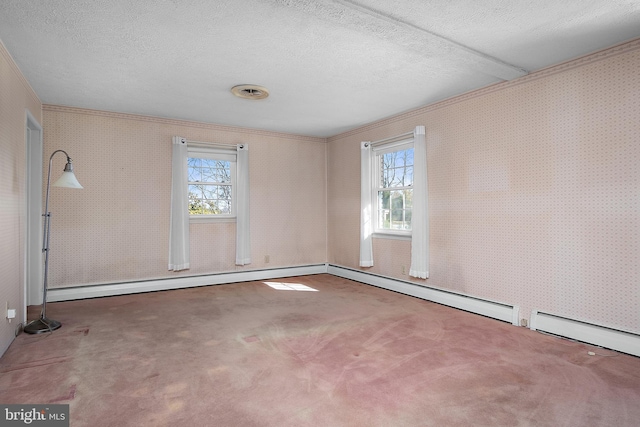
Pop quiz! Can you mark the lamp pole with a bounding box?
[24,150,82,334]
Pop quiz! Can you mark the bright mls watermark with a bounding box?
[1,405,69,426]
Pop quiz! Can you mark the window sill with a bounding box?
[372,232,411,241]
[189,216,236,224]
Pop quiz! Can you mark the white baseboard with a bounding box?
[530,311,640,357]
[328,265,519,325]
[47,264,519,326]
[47,264,328,302]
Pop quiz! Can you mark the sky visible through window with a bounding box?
[378,147,413,231]
[188,157,232,215]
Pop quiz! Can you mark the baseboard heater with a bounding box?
[327,264,519,325]
[530,311,640,357]
[47,264,328,302]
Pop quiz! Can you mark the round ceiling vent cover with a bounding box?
[231,84,269,100]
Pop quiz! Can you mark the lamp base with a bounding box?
[23,317,62,334]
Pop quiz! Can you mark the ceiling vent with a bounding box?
[231,84,269,100]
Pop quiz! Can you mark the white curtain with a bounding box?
[235,144,251,265]
[409,126,429,279]
[360,141,374,267]
[168,136,190,271]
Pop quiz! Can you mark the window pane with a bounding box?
[404,167,414,187]
[382,152,395,168]
[202,186,217,200]
[391,168,398,187]
[219,185,229,200]
[375,146,413,231]
[200,158,217,168]
[379,148,414,189]
[405,208,412,225]
[189,185,205,215]
[378,190,390,210]
[404,149,414,166]
[395,167,406,187]
[382,169,393,187]
[188,184,203,198]
[199,168,213,182]
[391,191,405,218]
[404,189,413,208]
[188,169,200,182]
[216,199,231,214]
[376,189,411,230]
[390,166,414,187]
[200,200,215,215]
[215,166,231,183]
[378,209,390,229]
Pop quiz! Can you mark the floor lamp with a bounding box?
[24,150,83,334]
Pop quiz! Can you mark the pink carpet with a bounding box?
[1,274,639,426]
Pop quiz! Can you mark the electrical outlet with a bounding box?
[6,301,16,323]
[264,255,270,263]
[401,265,406,275]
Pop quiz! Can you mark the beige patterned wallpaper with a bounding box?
[0,40,42,354]
[328,39,640,334]
[42,107,327,287]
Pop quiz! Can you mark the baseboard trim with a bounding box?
[47,264,328,302]
[327,264,519,325]
[530,311,640,357]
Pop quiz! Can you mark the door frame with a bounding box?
[25,109,43,316]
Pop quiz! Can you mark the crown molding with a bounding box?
[328,37,640,143]
[42,104,327,144]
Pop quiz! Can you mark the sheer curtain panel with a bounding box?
[235,144,251,265]
[360,141,374,267]
[409,126,429,279]
[168,136,190,271]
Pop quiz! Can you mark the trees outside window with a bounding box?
[187,147,236,219]
[374,144,413,233]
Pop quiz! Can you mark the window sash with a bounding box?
[187,147,237,219]
[372,140,413,234]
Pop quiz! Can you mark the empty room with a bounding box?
[1,1,639,426]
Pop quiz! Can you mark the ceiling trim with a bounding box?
[42,105,328,143]
[327,36,640,142]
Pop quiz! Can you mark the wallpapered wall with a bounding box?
[0,41,42,355]
[42,107,327,287]
[327,40,640,334]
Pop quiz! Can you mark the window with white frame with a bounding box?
[187,146,236,219]
[372,140,414,234]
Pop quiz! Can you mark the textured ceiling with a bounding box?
[1,0,639,137]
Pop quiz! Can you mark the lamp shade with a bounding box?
[53,171,83,189]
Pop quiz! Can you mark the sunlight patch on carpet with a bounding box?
[264,282,318,292]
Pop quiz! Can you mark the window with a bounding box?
[187,147,236,220]
[373,140,413,234]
